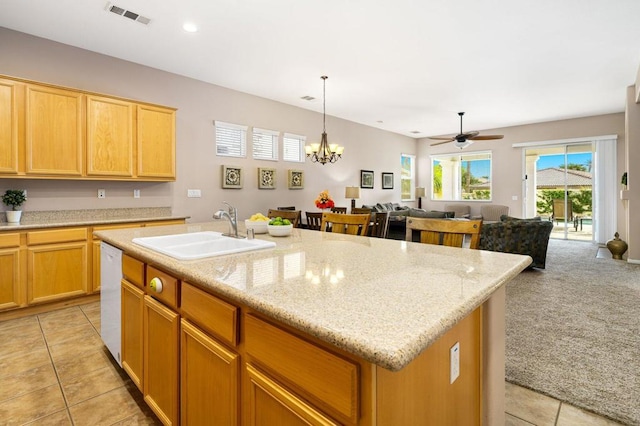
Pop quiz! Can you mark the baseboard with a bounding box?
[0,294,100,322]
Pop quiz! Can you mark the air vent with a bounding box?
[410,130,422,134]
[300,96,315,101]
[106,2,151,25]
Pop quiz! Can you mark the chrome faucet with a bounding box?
[213,201,244,238]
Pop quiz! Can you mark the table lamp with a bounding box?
[345,186,361,211]
[415,187,426,209]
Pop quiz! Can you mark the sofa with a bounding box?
[479,215,553,269]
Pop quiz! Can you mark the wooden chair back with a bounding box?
[277,206,296,211]
[267,209,301,228]
[330,207,347,214]
[320,212,370,236]
[351,207,372,215]
[370,211,390,239]
[405,218,482,249]
[305,212,323,230]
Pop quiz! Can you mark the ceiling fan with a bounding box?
[429,112,504,149]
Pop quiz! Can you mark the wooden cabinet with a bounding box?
[245,363,338,426]
[26,228,88,304]
[144,294,180,426]
[0,74,176,181]
[181,319,239,425]
[137,104,175,179]
[0,233,22,310]
[25,84,84,176]
[0,78,21,174]
[122,276,144,391]
[86,95,134,177]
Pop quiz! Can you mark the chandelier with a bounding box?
[305,76,344,165]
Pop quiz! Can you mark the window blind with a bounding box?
[252,128,279,161]
[283,133,306,162]
[215,121,247,157]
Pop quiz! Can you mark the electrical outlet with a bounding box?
[187,189,202,198]
[133,189,140,198]
[512,195,518,201]
[98,189,106,199]
[450,342,460,384]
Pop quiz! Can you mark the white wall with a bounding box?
[0,27,416,222]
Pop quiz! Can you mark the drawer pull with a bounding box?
[149,277,163,293]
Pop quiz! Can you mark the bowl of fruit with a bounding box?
[267,217,293,237]
[245,213,270,234]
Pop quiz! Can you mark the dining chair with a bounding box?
[405,218,482,249]
[277,206,296,211]
[267,209,301,228]
[370,211,390,239]
[305,212,323,230]
[351,207,372,215]
[320,212,370,236]
[330,207,347,214]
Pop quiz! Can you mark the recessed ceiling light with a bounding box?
[183,22,198,33]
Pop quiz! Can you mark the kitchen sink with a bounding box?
[132,231,276,260]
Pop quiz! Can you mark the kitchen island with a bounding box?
[96,221,531,425]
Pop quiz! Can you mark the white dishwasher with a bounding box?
[100,241,123,366]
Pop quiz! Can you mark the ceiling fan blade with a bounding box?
[461,131,479,139]
[430,139,454,146]
[468,134,504,140]
[428,136,455,141]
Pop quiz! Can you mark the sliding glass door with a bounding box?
[524,143,593,241]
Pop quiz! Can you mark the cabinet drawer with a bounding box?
[0,233,20,248]
[181,282,238,347]
[122,254,144,288]
[27,228,87,245]
[244,314,359,423]
[146,265,178,309]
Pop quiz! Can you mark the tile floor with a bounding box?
[0,302,627,425]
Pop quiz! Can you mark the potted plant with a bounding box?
[2,189,27,223]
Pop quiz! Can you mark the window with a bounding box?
[282,133,306,162]
[252,128,279,161]
[400,154,415,201]
[431,152,492,201]
[215,121,247,158]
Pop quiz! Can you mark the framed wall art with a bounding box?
[288,169,304,189]
[382,172,394,189]
[222,165,243,189]
[258,167,276,189]
[360,170,374,189]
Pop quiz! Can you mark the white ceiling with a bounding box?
[1,0,639,138]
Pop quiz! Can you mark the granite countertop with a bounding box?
[0,207,189,231]
[96,221,531,371]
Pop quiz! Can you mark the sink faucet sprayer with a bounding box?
[213,201,244,239]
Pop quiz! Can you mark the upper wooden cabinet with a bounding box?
[137,105,176,179]
[86,95,135,177]
[0,78,20,174]
[26,84,84,176]
[0,75,176,181]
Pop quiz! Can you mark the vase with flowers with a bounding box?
[315,189,335,210]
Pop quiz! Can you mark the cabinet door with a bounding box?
[0,247,21,311]
[144,295,179,426]
[86,95,134,177]
[181,319,239,425]
[245,364,339,426]
[122,279,144,390]
[137,104,175,179]
[25,84,83,176]
[0,78,21,174]
[27,241,88,304]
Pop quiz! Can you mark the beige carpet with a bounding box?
[505,239,640,425]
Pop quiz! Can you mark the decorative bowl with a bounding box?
[267,224,293,237]
[245,219,269,234]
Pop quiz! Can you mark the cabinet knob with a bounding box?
[149,277,163,293]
